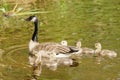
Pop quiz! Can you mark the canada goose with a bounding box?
[25,16,79,57]
[25,16,79,55]
[60,40,67,46]
[74,41,83,56]
[95,43,117,58]
[76,41,94,56]
[25,16,79,76]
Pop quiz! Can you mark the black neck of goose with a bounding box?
[32,20,38,42]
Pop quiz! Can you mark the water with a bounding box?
[0,0,120,80]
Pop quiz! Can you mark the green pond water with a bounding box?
[0,0,120,80]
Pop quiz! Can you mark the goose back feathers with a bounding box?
[31,42,79,54]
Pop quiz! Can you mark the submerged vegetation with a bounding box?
[0,0,120,80]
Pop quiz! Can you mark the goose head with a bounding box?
[25,15,38,22]
[76,41,81,49]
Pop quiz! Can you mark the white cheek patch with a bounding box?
[31,17,37,22]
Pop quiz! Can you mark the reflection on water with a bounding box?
[0,0,120,80]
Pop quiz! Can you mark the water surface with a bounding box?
[0,0,120,80]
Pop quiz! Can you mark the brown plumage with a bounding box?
[31,42,78,54]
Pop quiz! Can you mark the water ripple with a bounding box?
[3,44,29,67]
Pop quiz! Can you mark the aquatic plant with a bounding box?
[0,2,50,18]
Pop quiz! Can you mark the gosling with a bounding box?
[94,42,117,58]
[76,41,94,56]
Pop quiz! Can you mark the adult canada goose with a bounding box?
[25,16,79,76]
[25,16,79,54]
[25,16,79,57]
[95,42,117,58]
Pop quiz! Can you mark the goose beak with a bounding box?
[25,18,30,21]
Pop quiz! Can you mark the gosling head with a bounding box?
[95,42,101,49]
[76,41,81,49]
[25,15,38,22]
[61,40,68,46]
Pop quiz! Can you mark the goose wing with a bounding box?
[32,42,79,54]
